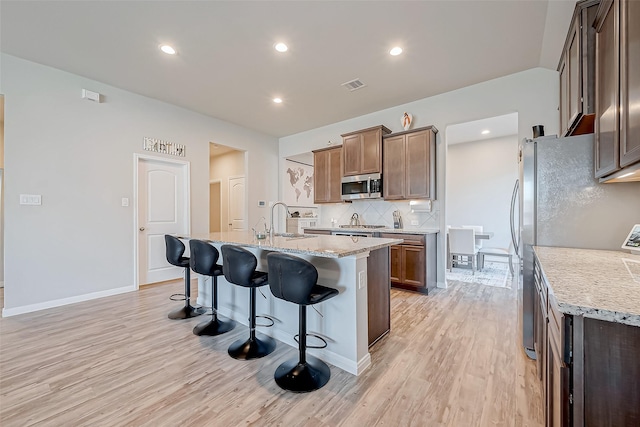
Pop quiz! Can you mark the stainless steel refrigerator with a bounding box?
[519,133,640,358]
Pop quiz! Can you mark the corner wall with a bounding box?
[279,67,560,287]
[1,54,278,314]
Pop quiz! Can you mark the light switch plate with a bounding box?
[19,194,42,205]
[411,220,419,226]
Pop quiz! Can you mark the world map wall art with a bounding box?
[284,159,315,207]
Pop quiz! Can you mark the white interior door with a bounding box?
[137,156,189,285]
[228,176,246,231]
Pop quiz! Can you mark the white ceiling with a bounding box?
[447,112,519,145]
[0,1,576,138]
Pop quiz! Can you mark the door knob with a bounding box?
[139,227,145,231]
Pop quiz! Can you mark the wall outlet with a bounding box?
[358,271,366,289]
[411,220,419,226]
[258,200,266,207]
[121,198,129,207]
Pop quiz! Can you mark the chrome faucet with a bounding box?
[350,213,360,227]
[269,201,289,238]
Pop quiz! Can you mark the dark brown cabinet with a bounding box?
[382,126,437,200]
[534,254,640,427]
[341,125,391,176]
[558,0,599,136]
[594,0,640,181]
[381,232,436,294]
[312,146,342,204]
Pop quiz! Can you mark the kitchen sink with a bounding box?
[274,233,317,239]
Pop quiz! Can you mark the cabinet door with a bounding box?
[595,0,620,178]
[313,150,329,203]
[327,147,343,203]
[547,339,571,427]
[620,0,640,167]
[383,135,405,199]
[361,128,382,174]
[343,134,362,176]
[406,130,432,199]
[559,54,569,137]
[402,246,425,288]
[389,245,401,283]
[567,16,582,129]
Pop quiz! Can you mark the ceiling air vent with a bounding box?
[341,78,366,92]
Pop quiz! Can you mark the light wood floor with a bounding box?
[0,278,543,427]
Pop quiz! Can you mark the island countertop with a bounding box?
[533,246,640,327]
[184,231,403,258]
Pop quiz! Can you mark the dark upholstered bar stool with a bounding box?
[266,252,339,392]
[221,244,276,360]
[189,240,235,336]
[165,235,203,320]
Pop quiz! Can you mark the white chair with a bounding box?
[479,242,514,276]
[448,227,479,274]
[462,225,483,250]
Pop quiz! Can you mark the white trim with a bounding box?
[0,281,4,288]
[133,153,191,289]
[2,285,135,317]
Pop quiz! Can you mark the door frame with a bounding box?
[133,153,191,289]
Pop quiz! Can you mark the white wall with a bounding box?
[210,150,245,232]
[279,67,560,287]
[447,135,518,250]
[1,54,278,314]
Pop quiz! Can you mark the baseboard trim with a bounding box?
[2,285,136,317]
[0,281,4,288]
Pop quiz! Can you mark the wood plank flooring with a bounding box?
[0,278,543,426]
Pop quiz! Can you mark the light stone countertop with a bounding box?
[183,231,403,259]
[534,246,640,327]
[304,226,440,235]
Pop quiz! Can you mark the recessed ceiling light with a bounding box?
[275,43,288,53]
[160,45,176,55]
[273,98,283,104]
[481,130,490,135]
[390,47,403,56]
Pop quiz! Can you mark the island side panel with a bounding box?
[367,247,390,346]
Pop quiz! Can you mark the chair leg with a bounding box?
[168,267,204,320]
[228,287,276,360]
[193,275,235,336]
[274,304,331,393]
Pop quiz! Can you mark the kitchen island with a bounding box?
[533,246,640,426]
[185,231,402,375]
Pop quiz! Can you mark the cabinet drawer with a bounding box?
[379,233,425,246]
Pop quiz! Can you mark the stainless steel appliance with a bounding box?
[519,134,640,359]
[341,173,382,200]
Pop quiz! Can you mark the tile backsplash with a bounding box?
[319,199,440,229]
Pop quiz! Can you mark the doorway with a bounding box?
[135,154,190,287]
[209,143,246,232]
[445,112,519,283]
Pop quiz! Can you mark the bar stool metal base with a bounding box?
[274,355,331,393]
[228,335,276,360]
[193,316,235,336]
[168,304,205,320]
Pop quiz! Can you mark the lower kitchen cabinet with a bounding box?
[381,232,436,294]
[534,255,640,426]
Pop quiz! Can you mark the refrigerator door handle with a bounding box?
[510,179,520,256]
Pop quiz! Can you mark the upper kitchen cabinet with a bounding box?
[383,126,438,200]
[558,0,600,137]
[313,145,343,204]
[594,0,640,181]
[341,125,391,176]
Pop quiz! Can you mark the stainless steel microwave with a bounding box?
[341,173,382,200]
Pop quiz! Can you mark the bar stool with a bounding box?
[221,244,276,360]
[189,240,235,336]
[266,252,339,392]
[165,235,203,320]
